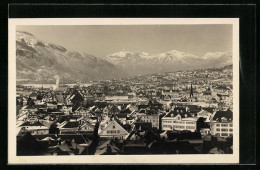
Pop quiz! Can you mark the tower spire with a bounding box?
[190,82,193,98]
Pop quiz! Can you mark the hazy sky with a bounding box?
[17,25,232,58]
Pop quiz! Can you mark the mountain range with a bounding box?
[106,50,232,76]
[16,31,232,83]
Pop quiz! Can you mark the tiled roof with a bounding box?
[212,109,233,122]
[120,108,131,114]
[62,121,79,128]
[202,107,215,113]
[165,107,191,118]
[116,114,127,119]
[186,105,201,111]
[20,121,45,127]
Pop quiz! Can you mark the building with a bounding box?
[210,109,233,138]
[98,120,129,139]
[136,109,159,129]
[19,121,49,135]
[161,107,198,132]
[58,121,80,134]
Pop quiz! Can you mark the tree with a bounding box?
[196,117,209,132]
[27,97,35,106]
[49,122,59,134]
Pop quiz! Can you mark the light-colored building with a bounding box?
[136,109,159,129]
[19,121,49,135]
[162,107,198,132]
[98,120,129,139]
[210,109,233,138]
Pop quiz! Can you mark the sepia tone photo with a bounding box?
[8,18,239,164]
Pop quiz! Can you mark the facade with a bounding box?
[19,121,49,135]
[161,107,198,132]
[136,109,159,129]
[98,120,129,139]
[210,109,233,138]
[58,121,79,134]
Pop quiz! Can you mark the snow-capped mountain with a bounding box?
[202,52,233,67]
[16,31,124,83]
[106,50,232,75]
[16,30,232,83]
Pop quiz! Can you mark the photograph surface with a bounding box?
[8,18,239,164]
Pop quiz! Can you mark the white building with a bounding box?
[161,107,198,132]
[210,109,233,138]
[98,120,129,139]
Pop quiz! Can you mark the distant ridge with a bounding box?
[106,50,232,76]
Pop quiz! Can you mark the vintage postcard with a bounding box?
[8,18,239,164]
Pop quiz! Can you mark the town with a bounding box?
[16,65,233,155]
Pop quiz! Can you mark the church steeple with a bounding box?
[190,82,193,98]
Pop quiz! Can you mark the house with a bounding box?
[78,121,95,133]
[200,91,212,102]
[58,121,80,134]
[67,90,84,106]
[136,109,159,129]
[95,139,120,155]
[22,105,38,112]
[122,131,149,154]
[98,120,129,139]
[186,104,201,116]
[196,109,212,123]
[29,92,38,100]
[115,113,127,125]
[19,121,49,135]
[161,107,198,132]
[210,109,233,138]
[61,105,72,115]
[46,102,58,110]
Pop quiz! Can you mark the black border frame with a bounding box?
[0,2,257,169]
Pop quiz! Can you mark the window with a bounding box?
[113,125,115,129]
[229,129,233,132]
[221,128,228,132]
[216,124,220,127]
[216,128,220,131]
[221,124,228,127]
[117,130,120,133]
[229,124,233,127]
[221,133,228,136]
[187,126,195,129]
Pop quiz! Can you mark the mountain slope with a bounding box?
[16,31,124,83]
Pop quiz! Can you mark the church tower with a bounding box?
[190,82,193,102]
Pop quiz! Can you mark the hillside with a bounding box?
[16,31,124,83]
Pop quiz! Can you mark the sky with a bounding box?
[17,25,232,58]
